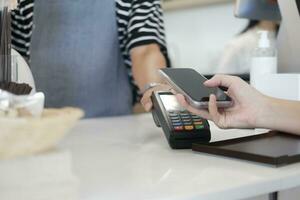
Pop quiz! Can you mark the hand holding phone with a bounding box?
[159,68,233,109]
[175,74,269,130]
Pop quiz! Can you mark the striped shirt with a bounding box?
[11,0,34,60]
[116,0,169,102]
[11,0,168,103]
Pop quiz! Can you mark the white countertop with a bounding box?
[60,114,300,200]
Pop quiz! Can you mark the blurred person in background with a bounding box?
[12,0,170,118]
[216,20,279,74]
[216,0,279,75]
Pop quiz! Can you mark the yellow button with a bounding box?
[185,126,194,130]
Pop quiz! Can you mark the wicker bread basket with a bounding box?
[0,107,84,159]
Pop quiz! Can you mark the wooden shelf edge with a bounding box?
[162,0,234,11]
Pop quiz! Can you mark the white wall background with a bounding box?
[164,2,248,74]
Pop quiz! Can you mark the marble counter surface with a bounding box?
[60,114,300,200]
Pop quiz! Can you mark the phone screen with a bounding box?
[161,68,231,102]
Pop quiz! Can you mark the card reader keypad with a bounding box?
[168,111,205,131]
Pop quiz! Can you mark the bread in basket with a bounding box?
[0,107,84,159]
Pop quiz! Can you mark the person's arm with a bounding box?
[131,44,166,91]
[176,75,300,135]
[116,0,170,111]
[131,44,171,111]
[258,97,300,135]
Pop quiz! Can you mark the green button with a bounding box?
[195,125,204,129]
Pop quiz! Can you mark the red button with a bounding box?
[174,126,184,131]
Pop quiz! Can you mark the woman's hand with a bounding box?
[176,75,270,129]
[141,84,171,111]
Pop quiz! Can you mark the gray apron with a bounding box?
[30,0,132,118]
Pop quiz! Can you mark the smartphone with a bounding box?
[235,0,281,21]
[159,68,233,109]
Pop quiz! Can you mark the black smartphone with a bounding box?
[159,68,233,109]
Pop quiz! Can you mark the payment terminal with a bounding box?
[151,91,211,149]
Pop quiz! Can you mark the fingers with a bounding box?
[208,94,222,125]
[176,94,211,120]
[141,89,154,111]
[175,94,188,107]
[177,93,227,128]
[169,88,177,95]
[140,84,172,112]
[204,74,236,88]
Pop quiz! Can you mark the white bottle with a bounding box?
[250,31,277,87]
